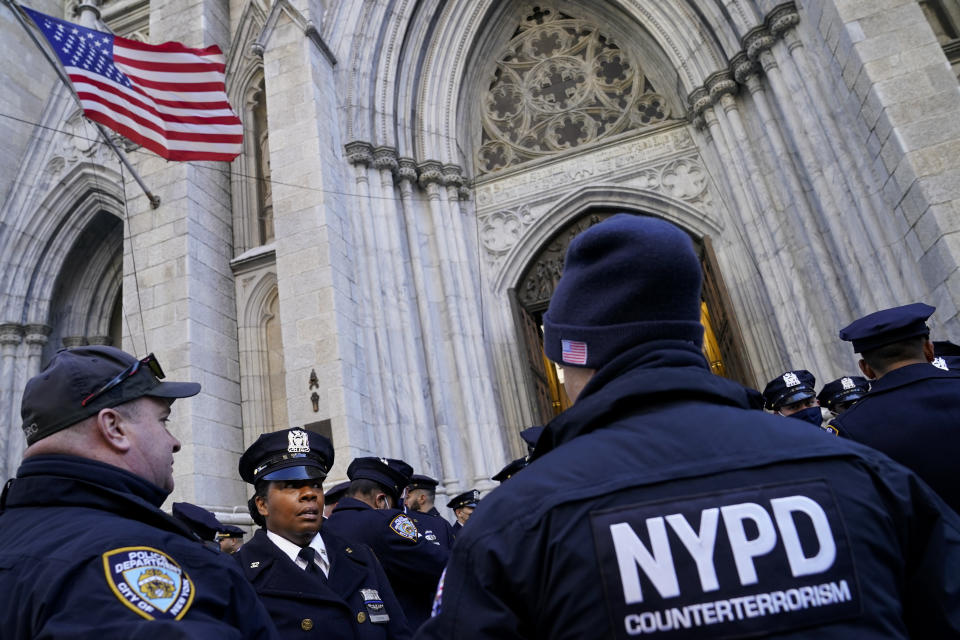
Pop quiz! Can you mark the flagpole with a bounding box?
[3,0,161,208]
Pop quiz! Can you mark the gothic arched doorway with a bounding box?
[509,210,753,424]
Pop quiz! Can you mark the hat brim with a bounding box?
[147,381,201,399]
[261,464,328,482]
[777,389,816,409]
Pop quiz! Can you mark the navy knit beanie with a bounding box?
[542,214,703,369]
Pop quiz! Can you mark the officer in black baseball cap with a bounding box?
[324,457,449,630]
[236,428,411,639]
[761,369,823,427]
[0,346,279,638]
[20,345,199,446]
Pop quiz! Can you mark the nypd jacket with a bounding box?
[325,497,449,630]
[828,362,960,513]
[0,454,278,639]
[417,341,960,640]
[409,507,455,550]
[236,527,412,639]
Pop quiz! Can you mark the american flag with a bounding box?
[561,339,588,365]
[23,6,242,162]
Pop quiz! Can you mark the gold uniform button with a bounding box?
[357,611,367,623]
[301,618,314,631]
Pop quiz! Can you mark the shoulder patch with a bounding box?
[102,546,195,620]
[389,514,419,541]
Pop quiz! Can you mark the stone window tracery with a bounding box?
[478,5,674,175]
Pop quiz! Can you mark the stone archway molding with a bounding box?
[494,183,724,294]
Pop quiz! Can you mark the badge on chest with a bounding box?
[590,480,860,638]
[360,588,390,623]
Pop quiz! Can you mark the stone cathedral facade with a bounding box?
[2,0,959,521]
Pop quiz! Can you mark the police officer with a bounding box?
[446,489,479,536]
[0,346,277,639]
[218,524,245,554]
[325,479,351,518]
[325,457,448,631]
[761,369,824,427]
[172,501,223,549]
[236,428,411,639]
[417,215,960,639]
[828,303,960,513]
[404,474,455,550]
[817,376,869,416]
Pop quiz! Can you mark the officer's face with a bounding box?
[404,489,424,512]
[777,397,818,417]
[258,479,324,546]
[120,396,181,493]
[455,505,475,525]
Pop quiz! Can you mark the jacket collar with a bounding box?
[869,362,960,393]
[2,454,195,539]
[532,340,758,460]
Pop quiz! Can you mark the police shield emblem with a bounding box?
[102,547,195,620]
[288,428,310,453]
[389,514,419,541]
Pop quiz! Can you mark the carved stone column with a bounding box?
[344,141,394,455]
[372,145,432,463]
[61,336,87,348]
[7,325,51,474]
[0,324,24,481]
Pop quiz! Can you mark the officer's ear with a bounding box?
[922,338,935,363]
[94,406,133,453]
[255,493,269,518]
[858,358,877,380]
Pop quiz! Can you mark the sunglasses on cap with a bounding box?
[80,353,165,407]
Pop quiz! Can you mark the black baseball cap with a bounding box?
[20,345,200,445]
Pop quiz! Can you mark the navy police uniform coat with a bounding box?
[0,455,278,639]
[325,496,448,630]
[236,527,411,639]
[417,342,960,640]
[409,507,455,550]
[829,363,960,514]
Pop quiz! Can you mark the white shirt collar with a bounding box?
[266,530,329,570]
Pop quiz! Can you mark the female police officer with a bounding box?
[236,427,411,639]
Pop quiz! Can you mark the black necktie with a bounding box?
[298,546,316,570]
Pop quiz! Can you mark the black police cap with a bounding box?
[324,480,351,504]
[817,376,870,412]
[761,370,817,411]
[238,427,333,485]
[492,457,527,483]
[839,302,934,353]
[347,457,413,500]
[447,489,480,511]
[20,345,199,446]
[519,426,543,455]
[407,474,439,491]
[172,502,222,542]
[217,524,245,539]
